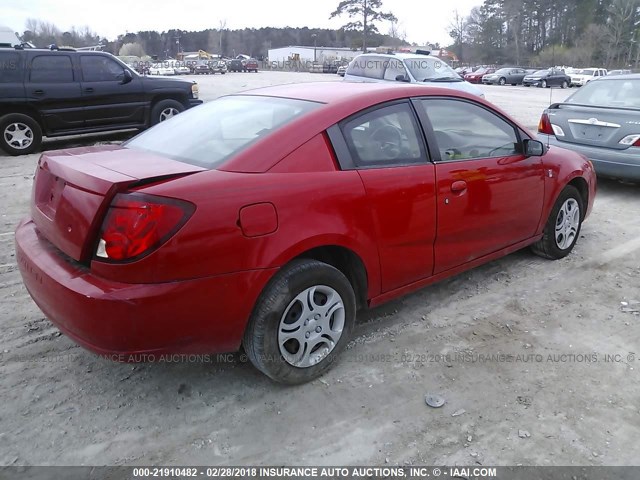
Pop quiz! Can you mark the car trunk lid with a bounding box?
[31,145,205,262]
[546,104,640,150]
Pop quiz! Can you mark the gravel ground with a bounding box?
[0,72,639,467]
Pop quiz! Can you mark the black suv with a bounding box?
[0,48,203,155]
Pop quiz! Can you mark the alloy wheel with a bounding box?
[555,198,580,250]
[4,122,34,150]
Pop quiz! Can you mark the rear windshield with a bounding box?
[124,96,321,168]
[566,78,640,109]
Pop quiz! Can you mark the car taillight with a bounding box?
[96,193,195,262]
[538,113,554,135]
[619,134,640,147]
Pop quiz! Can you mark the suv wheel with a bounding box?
[0,114,42,156]
[150,100,185,126]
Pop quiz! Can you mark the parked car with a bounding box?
[192,62,212,75]
[337,64,347,77]
[244,58,259,73]
[0,48,202,155]
[344,52,484,97]
[15,82,595,383]
[464,67,495,84]
[482,67,529,85]
[607,69,632,76]
[570,68,607,87]
[227,58,245,72]
[523,68,571,88]
[537,73,640,181]
[173,63,190,75]
[210,60,227,74]
[149,63,175,75]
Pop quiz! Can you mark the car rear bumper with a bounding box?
[539,134,640,181]
[15,219,277,358]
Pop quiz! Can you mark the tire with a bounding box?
[0,113,42,156]
[524,84,530,87]
[561,81,568,89]
[541,80,548,88]
[531,185,583,260]
[243,259,356,384]
[499,77,506,85]
[150,99,184,126]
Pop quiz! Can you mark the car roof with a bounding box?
[235,81,471,105]
[352,52,437,61]
[224,81,532,173]
[593,73,640,80]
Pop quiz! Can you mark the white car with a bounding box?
[149,63,175,76]
[570,68,607,87]
[343,52,484,97]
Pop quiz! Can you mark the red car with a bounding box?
[465,67,495,84]
[15,82,596,384]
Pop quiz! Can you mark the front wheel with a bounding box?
[150,99,184,126]
[243,259,356,384]
[498,77,506,85]
[531,185,583,259]
[541,80,548,88]
[0,113,43,156]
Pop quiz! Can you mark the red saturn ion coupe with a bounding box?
[16,82,596,384]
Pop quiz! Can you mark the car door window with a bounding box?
[81,56,125,82]
[418,99,520,161]
[341,103,426,167]
[30,55,74,83]
[383,59,408,81]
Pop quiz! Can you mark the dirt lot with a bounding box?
[1,72,639,467]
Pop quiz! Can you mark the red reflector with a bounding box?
[97,193,194,262]
[538,113,554,135]
[634,138,640,147]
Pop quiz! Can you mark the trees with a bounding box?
[453,0,640,67]
[329,0,397,51]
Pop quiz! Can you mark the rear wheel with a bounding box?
[561,80,568,89]
[243,259,356,384]
[150,99,184,126]
[0,113,42,156]
[531,185,583,259]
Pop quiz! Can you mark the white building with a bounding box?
[267,46,360,65]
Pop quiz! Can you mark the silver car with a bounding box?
[537,74,640,181]
[343,53,484,97]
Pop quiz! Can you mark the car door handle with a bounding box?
[32,90,45,95]
[450,180,467,193]
[84,87,94,93]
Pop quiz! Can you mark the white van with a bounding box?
[0,26,21,47]
[343,52,484,97]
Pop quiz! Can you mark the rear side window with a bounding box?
[341,103,425,167]
[347,56,385,79]
[125,96,321,169]
[0,52,23,82]
[81,55,126,82]
[30,55,74,83]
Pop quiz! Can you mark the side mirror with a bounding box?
[121,69,133,84]
[524,138,545,157]
[395,74,409,83]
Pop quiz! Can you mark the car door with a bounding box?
[414,97,545,274]
[24,53,84,133]
[79,54,146,127]
[333,101,437,292]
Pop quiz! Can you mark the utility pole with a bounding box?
[311,33,317,62]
